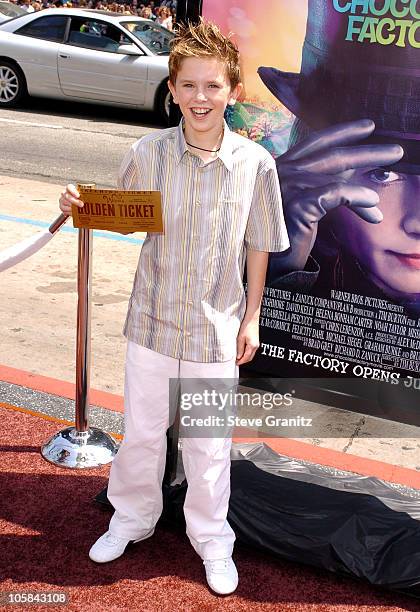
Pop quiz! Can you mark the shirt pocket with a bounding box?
[213,198,243,255]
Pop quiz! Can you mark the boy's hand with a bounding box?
[236,318,260,365]
[59,184,84,216]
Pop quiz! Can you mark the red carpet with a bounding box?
[0,405,418,612]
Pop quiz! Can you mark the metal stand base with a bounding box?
[41,426,118,469]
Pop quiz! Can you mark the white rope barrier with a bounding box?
[0,213,68,273]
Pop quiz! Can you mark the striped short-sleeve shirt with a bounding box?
[119,120,289,363]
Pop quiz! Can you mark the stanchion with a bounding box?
[42,184,118,468]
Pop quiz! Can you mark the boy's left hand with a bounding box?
[236,319,260,365]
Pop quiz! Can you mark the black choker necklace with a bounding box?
[185,141,221,153]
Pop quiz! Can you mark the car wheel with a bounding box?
[156,82,170,124]
[0,61,26,107]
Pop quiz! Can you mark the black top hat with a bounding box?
[258,0,420,173]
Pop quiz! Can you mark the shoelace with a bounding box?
[204,558,230,573]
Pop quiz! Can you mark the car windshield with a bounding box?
[121,21,173,55]
[0,2,26,17]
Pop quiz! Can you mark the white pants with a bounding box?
[107,341,238,560]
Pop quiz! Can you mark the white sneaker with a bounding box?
[203,557,238,595]
[89,528,154,563]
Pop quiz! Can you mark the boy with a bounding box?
[59,19,288,595]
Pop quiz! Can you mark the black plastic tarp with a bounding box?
[96,442,420,598]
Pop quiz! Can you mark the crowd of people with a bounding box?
[10,0,177,29]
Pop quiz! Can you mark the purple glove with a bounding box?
[273,119,403,273]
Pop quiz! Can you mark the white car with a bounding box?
[0,1,26,24]
[0,9,173,119]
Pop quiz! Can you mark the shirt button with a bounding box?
[195,201,201,207]
[187,300,193,306]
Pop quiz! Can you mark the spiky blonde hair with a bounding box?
[169,18,241,88]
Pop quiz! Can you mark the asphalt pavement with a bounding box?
[0,101,159,186]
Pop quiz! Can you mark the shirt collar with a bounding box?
[174,118,234,172]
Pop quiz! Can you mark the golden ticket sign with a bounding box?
[72,188,163,233]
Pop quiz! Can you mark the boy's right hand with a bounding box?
[59,184,84,216]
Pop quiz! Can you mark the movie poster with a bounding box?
[200,0,420,407]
